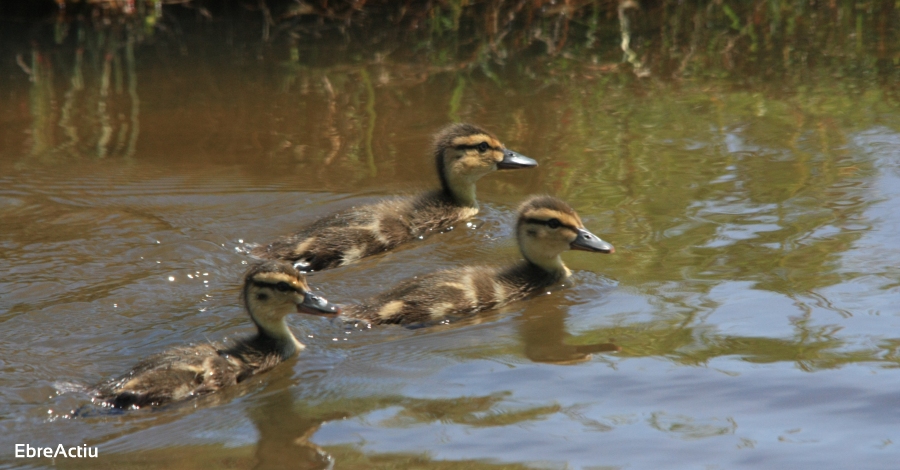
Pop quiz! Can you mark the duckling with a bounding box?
[306,196,613,326]
[251,123,537,271]
[92,261,338,409]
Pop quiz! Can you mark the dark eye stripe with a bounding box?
[523,218,579,232]
[455,143,499,151]
[251,280,298,292]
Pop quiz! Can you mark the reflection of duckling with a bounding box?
[309,196,613,326]
[251,123,537,271]
[92,261,338,409]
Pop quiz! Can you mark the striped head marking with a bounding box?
[243,261,339,330]
[433,123,536,206]
[516,196,614,272]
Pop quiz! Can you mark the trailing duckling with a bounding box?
[251,123,537,271]
[92,261,338,409]
[306,196,613,326]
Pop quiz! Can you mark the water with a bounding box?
[2,4,900,469]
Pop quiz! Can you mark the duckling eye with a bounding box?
[476,142,489,152]
[275,282,292,292]
[547,218,561,229]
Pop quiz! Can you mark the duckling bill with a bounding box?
[306,196,613,326]
[251,123,537,271]
[91,261,338,409]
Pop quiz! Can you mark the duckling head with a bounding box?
[516,196,614,275]
[242,261,339,355]
[434,123,537,207]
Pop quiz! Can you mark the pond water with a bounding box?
[2,4,900,469]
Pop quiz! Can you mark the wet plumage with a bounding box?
[251,123,537,271]
[91,261,338,409]
[311,196,614,326]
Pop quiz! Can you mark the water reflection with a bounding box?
[518,301,619,364]
[249,388,336,470]
[21,23,140,163]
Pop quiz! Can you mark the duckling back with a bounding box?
[336,196,614,326]
[341,263,561,326]
[93,344,245,409]
[251,191,476,271]
[251,123,536,271]
[91,261,338,409]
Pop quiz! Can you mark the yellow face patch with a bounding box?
[523,208,583,228]
[450,134,501,148]
[448,135,504,164]
[251,272,309,291]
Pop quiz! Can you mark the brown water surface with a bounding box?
[2,5,900,469]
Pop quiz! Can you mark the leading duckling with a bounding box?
[306,196,613,326]
[91,261,338,409]
[251,123,537,271]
